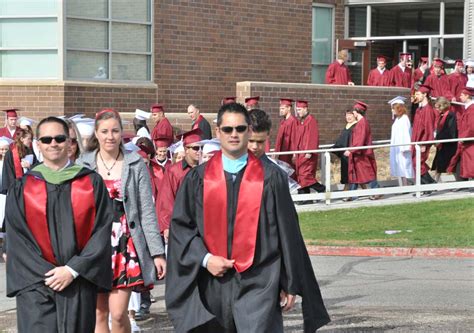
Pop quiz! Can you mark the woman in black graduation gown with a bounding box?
[431,97,458,181]
[332,110,358,190]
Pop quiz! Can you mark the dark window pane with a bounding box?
[445,2,464,34]
[349,7,366,37]
[372,4,440,37]
[444,38,463,61]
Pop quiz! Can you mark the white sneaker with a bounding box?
[130,319,141,332]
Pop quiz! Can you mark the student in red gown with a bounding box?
[411,84,437,188]
[294,100,325,197]
[157,128,202,243]
[245,96,260,111]
[390,53,412,88]
[325,49,355,85]
[449,59,468,118]
[344,101,382,200]
[150,104,173,147]
[274,98,298,168]
[448,87,474,181]
[367,55,391,86]
[424,58,453,100]
[0,109,20,139]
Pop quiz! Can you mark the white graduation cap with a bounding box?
[75,120,95,137]
[68,114,86,121]
[388,96,407,106]
[199,138,221,154]
[18,117,36,127]
[135,109,151,120]
[124,141,140,152]
[136,127,151,140]
[168,140,184,155]
[0,136,13,147]
[465,60,474,67]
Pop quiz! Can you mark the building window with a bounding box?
[372,3,440,37]
[65,0,153,81]
[348,6,366,38]
[445,2,464,34]
[312,5,334,84]
[0,1,59,78]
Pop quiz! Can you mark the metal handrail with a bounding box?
[275,136,474,205]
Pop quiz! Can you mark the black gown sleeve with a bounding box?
[66,173,114,291]
[271,167,331,332]
[1,150,16,194]
[165,168,215,332]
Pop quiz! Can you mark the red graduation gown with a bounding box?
[390,65,412,88]
[448,102,474,178]
[411,103,436,175]
[449,72,468,117]
[157,160,192,233]
[0,126,20,139]
[348,117,377,184]
[366,68,391,86]
[151,117,174,146]
[424,74,453,99]
[325,61,352,85]
[274,114,298,166]
[294,114,319,187]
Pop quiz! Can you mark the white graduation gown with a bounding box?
[390,114,413,178]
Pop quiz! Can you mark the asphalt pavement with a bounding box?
[1,255,473,332]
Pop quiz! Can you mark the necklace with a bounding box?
[99,150,121,176]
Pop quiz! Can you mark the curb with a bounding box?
[306,245,474,258]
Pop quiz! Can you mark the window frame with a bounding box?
[64,0,154,83]
[311,3,335,84]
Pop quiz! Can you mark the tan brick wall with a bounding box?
[236,81,411,145]
[154,0,314,115]
[0,84,65,122]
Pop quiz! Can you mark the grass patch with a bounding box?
[299,199,474,248]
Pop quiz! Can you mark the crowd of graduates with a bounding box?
[0,52,472,332]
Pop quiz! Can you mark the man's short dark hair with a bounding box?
[216,102,250,127]
[249,109,272,134]
[36,116,69,138]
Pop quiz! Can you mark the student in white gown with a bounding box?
[389,96,413,186]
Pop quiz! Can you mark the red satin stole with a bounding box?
[192,115,203,130]
[11,145,24,179]
[23,174,96,265]
[203,151,264,273]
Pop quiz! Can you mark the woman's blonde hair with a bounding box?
[393,103,408,117]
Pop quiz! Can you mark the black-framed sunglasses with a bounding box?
[219,125,248,134]
[38,135,68,144]
[186,145,201,152]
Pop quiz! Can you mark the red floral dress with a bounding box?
[104,179,147,290]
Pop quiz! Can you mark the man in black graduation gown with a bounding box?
[166,103,330,332]
[5,116,113,333]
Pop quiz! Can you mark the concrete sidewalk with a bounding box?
[295,187,473,212]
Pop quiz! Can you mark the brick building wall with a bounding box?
[236,81,411,145]
[154,0,315,115]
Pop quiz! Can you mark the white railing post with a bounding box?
[324,151,331,205]
[415,144,421,198]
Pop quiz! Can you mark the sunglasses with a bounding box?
[186,146,201,151]
[38,135,68,144]
[219,125,248,134]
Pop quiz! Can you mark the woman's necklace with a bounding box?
[99,150,121,176]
